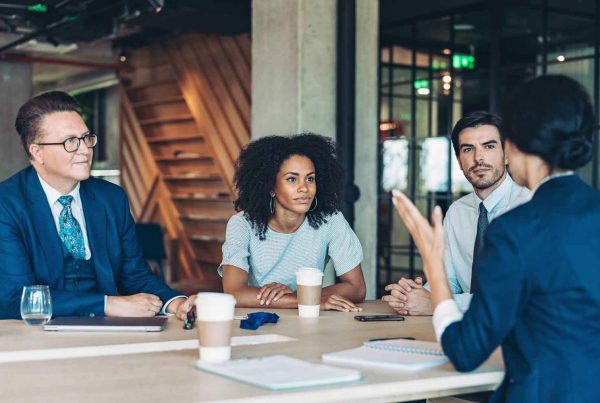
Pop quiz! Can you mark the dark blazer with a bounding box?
[0,166,182,319]
[442,175,600,402]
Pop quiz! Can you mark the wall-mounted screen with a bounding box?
[382,138,409,192]
[420,136,471,193]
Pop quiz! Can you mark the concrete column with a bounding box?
[252,0,337,138]
[0,62,32,180]
[354,0,379,299]
[103,86,120,169]
[252,0,338,285]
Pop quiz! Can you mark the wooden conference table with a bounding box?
[0,301,504,402]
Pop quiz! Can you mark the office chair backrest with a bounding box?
[135,223,166,279]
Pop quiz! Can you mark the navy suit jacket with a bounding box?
[442,175,600,402]
[0,166,182,319]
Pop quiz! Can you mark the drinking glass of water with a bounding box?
[20,285,52,325]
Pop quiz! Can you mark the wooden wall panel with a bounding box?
[119,33,249,292]
[166,33,251,196]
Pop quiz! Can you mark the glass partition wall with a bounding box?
[377,0,600,296]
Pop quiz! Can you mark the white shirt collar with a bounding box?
[476,173,514,213]
[532,171,575,196]
[37,174,81,207]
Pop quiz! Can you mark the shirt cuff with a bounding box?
[161,296,187,316]
[432,299,464,342]
[104,295,107,314]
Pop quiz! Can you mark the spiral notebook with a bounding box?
[322,339,448,371]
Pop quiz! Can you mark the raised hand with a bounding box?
[391,190,445,280]
[391,190,452,308]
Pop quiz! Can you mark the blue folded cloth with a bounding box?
[240,312,280,330]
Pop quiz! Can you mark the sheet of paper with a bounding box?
[0,334,297,363]
[231,333,296,346]
[196,355,362,390]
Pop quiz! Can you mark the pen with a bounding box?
[367,336,416,342]
[183,307,196,330]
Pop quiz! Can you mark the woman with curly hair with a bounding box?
[218,133,366,311]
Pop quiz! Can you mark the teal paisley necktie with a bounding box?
[57,195,86,260]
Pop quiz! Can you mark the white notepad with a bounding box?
[195,355,362,390]
[322,339,448,371]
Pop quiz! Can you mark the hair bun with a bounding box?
[555,137,593,170]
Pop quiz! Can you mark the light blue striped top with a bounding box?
[218,211,363,291]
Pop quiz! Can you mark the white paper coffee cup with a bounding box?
[295,268,323,318]
[195,292,236,362]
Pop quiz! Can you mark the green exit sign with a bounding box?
[27,3,48,13]
[413,79,429,89]
[453,54,475,70]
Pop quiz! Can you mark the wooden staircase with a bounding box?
[120,34,251,292]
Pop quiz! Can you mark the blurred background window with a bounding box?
[376,0,600,294]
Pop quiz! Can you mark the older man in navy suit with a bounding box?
[0,91,191,320]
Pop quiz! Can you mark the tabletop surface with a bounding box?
[0,301,504,402]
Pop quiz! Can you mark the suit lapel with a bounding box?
[25,168,65,287]
[80,181,117,295]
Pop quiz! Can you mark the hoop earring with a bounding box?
[309,196,318,212]
[269,196,275,215]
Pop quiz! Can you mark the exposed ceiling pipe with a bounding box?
[0,16,73,53]
[0,3,33,10]
[0,0,121,54]
[0,52,134,72]
[0,14,75,53]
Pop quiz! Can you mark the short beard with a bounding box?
[470,166,505,190]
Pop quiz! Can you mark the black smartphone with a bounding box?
[354,314,405,322]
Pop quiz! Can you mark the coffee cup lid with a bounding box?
[295,267,323,277]
[196,292,236,305]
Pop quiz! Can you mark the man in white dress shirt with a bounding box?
[383,111,530,315]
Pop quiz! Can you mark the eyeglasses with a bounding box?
[37,133,98,153]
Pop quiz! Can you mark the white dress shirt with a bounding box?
[425,174,531,311]
[431,174,571,342]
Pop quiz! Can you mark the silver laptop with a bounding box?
[43,316,168,332]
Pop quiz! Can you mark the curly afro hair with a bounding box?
[233,133,345,240]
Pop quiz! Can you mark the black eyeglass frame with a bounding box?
[36,132,98,153]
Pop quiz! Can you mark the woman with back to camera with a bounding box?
[392,75,600,402]
[219,133,366,311]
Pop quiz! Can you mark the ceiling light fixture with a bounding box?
[147,0,164,13]
[453,23,474,31]
[379,122,398,131]
[556,55,565,62]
